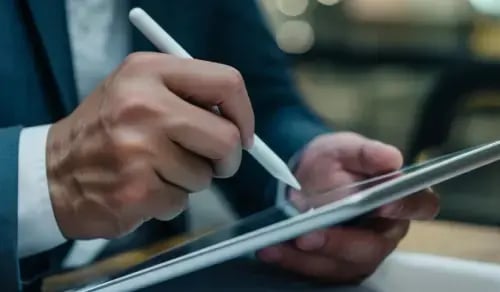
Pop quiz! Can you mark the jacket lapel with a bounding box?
[129,0,162,52]
[129,0,203,57]
[25,0,78,113]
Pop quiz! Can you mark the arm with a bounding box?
[0,126,23,291]
[209,0,330,216]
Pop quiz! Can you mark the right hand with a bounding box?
[46,52,254,240]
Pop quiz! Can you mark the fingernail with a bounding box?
[258,247,282,263]
[297,231,326,251]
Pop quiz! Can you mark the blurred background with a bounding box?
[254,0,500,226]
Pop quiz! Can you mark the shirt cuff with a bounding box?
[18,125,67,258]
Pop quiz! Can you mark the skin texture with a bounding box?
[46,52,254,240]
[257,132,440,284]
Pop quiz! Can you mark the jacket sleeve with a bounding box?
[208,0,331,217]
[0,126,22,291]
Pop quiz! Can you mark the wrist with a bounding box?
[46,118,77,239]
[18,125,68,257]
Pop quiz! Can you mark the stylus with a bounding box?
[129,7,301,190]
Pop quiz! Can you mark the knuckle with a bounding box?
[112,168,153,208]
[117,181,149,207]
[222,66,245,93]
[122,52,158,71]
[165,115,190,132]
[119,97,144,114]
[387,201,405,218]
[219,124,241,157]
[164,116,192,142]
[112,96,157,124]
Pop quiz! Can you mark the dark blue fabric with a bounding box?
[0,0,330,289]
[0,127,22,291]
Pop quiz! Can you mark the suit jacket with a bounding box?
[0,0,329,290]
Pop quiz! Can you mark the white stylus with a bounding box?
[129,8,301,190]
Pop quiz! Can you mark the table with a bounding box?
[398,220,500,264]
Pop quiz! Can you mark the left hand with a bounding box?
[257,132,440,284]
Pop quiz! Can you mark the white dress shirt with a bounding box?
[17,0,129,258]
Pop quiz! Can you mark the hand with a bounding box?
[258,132,439,284]
[47,52,254,239]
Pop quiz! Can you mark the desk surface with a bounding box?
[398,220,500,264]
[43,220,500,291]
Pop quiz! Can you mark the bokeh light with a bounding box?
[276,20,315,54]
[276,0,309,17]
[469,0,500,15]
[317,0,341,6]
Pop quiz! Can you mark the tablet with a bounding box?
[71,141,500,291]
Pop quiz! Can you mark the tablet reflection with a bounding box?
[281,169,403,215]
[280,150,461,216]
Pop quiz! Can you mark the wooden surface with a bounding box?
[398,220,500,264]
[43,220,500,291]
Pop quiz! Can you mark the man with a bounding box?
[0,0,439,290]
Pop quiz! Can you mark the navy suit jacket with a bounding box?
[0,0,328,290]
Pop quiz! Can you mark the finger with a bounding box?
[162,91,242,177]
[130,177,188,222]
[294,230,328,251]
[257,244,377,284]
[288,168,364,212]
[154,138,214,192]
[149,183,189,221]
[138,53,255,148]
[377,189,440,220]
[116,170,188,227]
[334,133,403,176]
[212,147,242,178]
[295,227,395,265]
[122,169,190,221]
[360,218,410,242]
[296,168,364,198]
[258,244,341,280]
